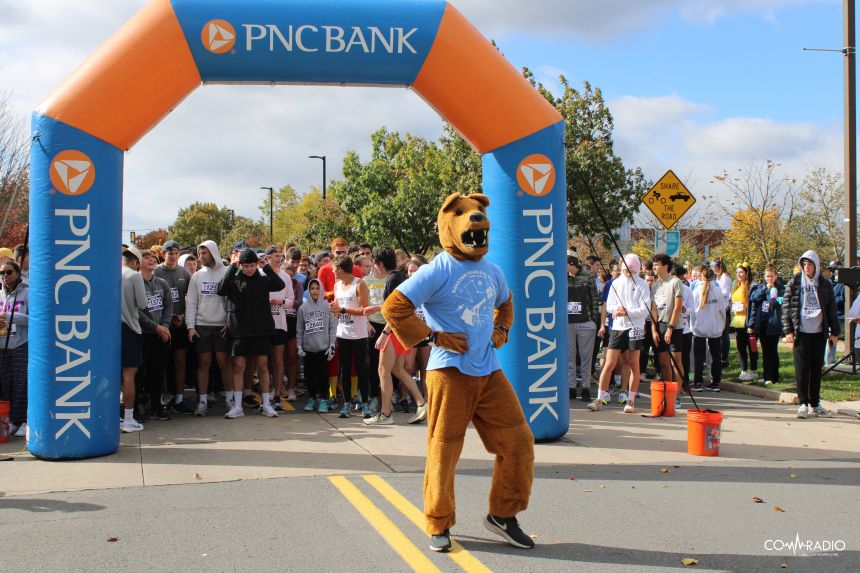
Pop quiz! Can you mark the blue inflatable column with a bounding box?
[483,122,568,442]
[28,114,123,459]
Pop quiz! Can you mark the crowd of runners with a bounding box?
[1,238,859,437]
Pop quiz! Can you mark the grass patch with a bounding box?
[722,345,860,402]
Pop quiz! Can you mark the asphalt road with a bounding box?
[2,391,859,573]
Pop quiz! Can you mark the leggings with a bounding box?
[0,344,28,425]
[338,337,369,402]
[138,334,170,414]
[794,332,826,407]
[759,333,781,383]
[734,328,758,372]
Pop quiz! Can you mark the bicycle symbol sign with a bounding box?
[641,170,696,230]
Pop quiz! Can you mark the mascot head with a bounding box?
[438,193,491,261]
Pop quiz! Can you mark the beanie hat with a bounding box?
[623,254,641,274]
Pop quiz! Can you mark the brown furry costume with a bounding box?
[382,192,535,536]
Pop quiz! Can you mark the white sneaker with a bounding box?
[363,412,394,425]
[408,402,428,424]
[587,399,602,412]
[617,392,628,404]
[121,419,144,433]
[225,404,244,419]
[623,403,636,414]
[738,371,757,381]
[194,402,207,417]
[261,404,278,418]
[796,405,808,419]
[810,405,832,418]
[14,423,27,437]
[764,380,773,385]
[286,389,297,402]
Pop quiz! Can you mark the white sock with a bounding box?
[174,395,183,405]
[263,392,271,406]
[199,394,208,405]
[124,408,134,423]
[230,391,240,404]
[243,389,252,397]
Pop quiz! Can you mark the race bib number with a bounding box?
[416,307,426,322]
[201,281,218,296]
[169,287,180,303]
[147,293,164,312]
[732,301,744,313]
[568,301,582,315]
[339,313,354,326]
[306,318,324,334]
[284,306,296,317]
[802,307,821,319]
[629,326,644,341]
[761,301,770,313]
[654,295,667,310]
[270,304,282,317]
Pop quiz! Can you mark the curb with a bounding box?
[720,381,799,404]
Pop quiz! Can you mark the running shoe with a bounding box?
[617,392,628,404]
[261,404,279,418]
[194,402,207,417]
[408,402,428,424]
[623,403,636,414]
[173,399,195,414]
[225,404,244,419]
[304,398,317,412]
[286,389,297,402]
[13,423,27,437]
[796,404,808,419]
[369,397,380,413]
[587,399,602,412]
[363,412,393,425]
[810,405,833,418]
[483,514,535,549]
[430,530,452,553]
[339,404,350,418]
[121,419,144,433]
[361,402,372,418]
[705,383,720,393]
[318,399,330,413]
[580,388,591,402]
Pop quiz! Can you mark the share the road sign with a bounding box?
[642,170,696,230]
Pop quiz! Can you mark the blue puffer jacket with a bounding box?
[747,280,785,336]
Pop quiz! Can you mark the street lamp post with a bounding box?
[309,155,327,201]
[260,186,274,243]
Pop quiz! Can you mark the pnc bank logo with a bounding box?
[202,19,236,54]
[517,154,556,197]
[50,150,95,196]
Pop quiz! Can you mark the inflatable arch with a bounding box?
[29,0,568,459]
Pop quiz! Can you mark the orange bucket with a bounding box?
[650,381,679,417]
[0,400,10,443]
[687,409,723,456]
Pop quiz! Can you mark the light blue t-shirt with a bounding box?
[397,252,510,377]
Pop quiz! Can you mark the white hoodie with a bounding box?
[691,280,727,338]
[185,240,229,329]
[606,274,651,333]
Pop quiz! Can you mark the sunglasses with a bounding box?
[1,270,16,276]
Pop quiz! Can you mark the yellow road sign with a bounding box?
[642,170,696,230]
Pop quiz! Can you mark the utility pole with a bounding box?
[260,186,274,244]
[845,0,857,340]
[309,155,327,201]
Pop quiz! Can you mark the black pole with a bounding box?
[260,186,274,243]
[309,155,326,201]
[844,0,857,339]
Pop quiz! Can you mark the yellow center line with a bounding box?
[363,475,494,573]
[328,476,442,573]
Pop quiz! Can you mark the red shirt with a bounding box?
[317,263,363,301]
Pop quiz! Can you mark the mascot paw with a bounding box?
[491,326,509,349]
[436,332,469,354]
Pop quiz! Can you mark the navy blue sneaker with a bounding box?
[483,515,535,549]
[430,529,452,552]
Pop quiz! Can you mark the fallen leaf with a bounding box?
[789,474,798,479]
[107,536,120,542]
[681,557,699,566]
[582,489,593,493]
[775,505,785,512]
[599,485,606,489]
[661,485,668,488]
[194,473,202,480]
[660,467,670,473]
[780,564,788,569]
[569,476,577,480]
[751,496,765,503]
[530,534,538,539]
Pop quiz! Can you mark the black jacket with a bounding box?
[218,264,286,338]
[747,279,785,336]
[781,273,840,337]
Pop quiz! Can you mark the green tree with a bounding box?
[219,216,267,257]
[0,91,29,246]
[168,202,237,248]
[295,189,358,252]
[522,72,650,240]
[796,167,845,263]
[334,128,450,255]
[439,122,482,196]
[258,185,302,245]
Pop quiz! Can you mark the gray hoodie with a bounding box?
[185,240,229,329]
[798,250,822,334]
[1,281,28,350]
[296,279,337,353]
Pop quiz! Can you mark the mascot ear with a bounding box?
[440,193,462,213]
[469,193,490,208]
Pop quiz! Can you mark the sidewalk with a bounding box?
[2,390,858,497]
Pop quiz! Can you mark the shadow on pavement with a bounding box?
[0,498,106,513]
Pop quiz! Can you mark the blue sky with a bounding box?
[0,0,848,235]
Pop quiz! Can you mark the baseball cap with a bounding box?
[0,247,13,259]
[232,241,248,252]
[239,248,258,264]
[265,246,280,256]
[163,240,180,251]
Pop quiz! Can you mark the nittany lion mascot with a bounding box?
[382,192,535,553]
